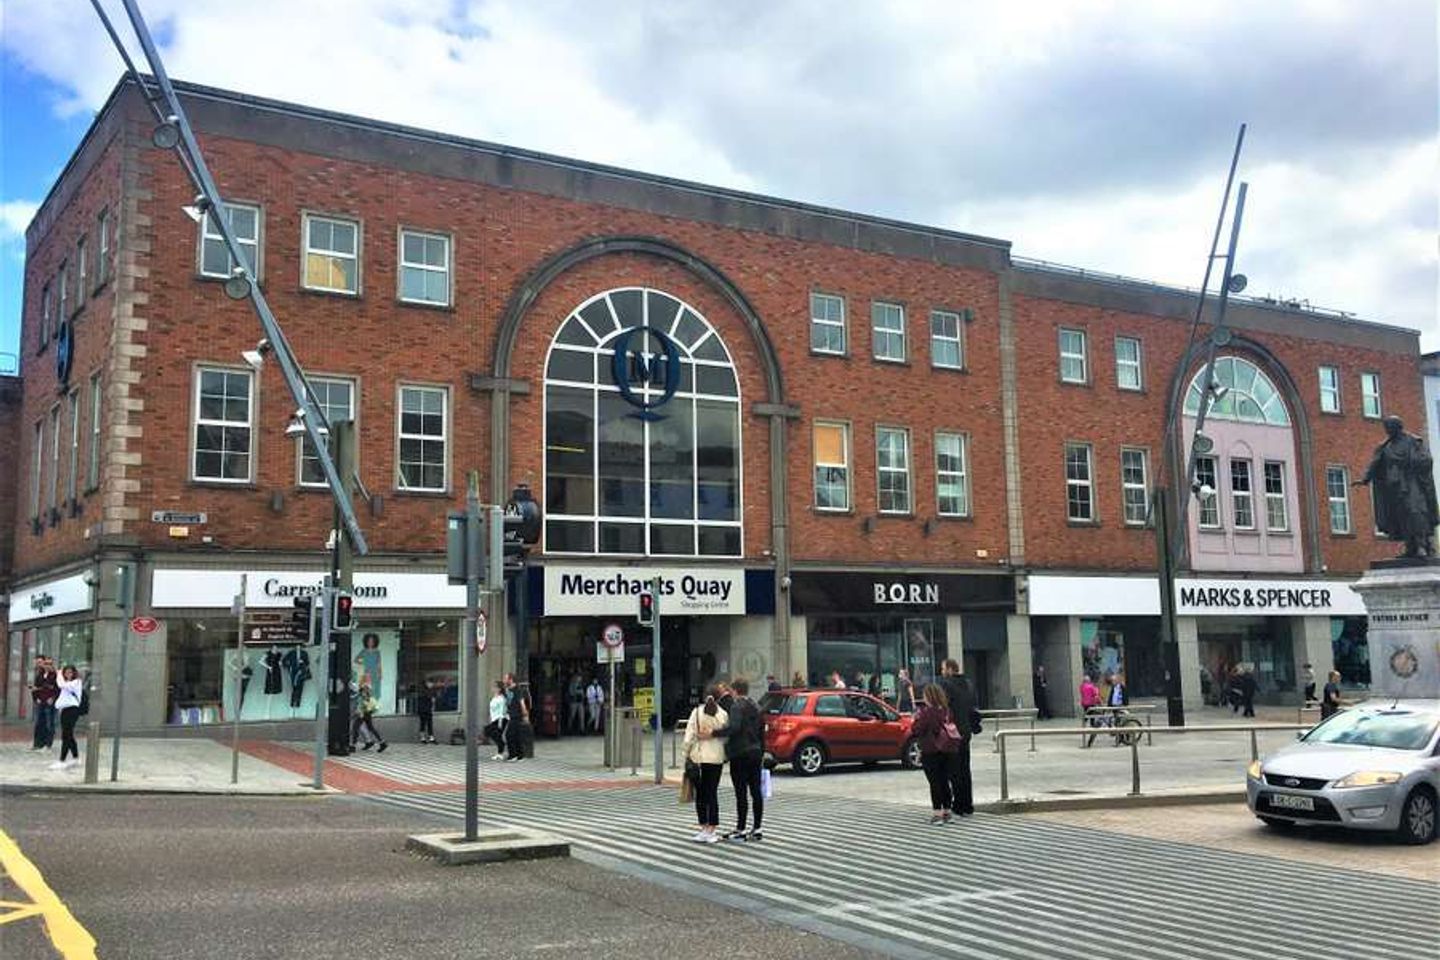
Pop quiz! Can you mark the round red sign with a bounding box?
[129,616,160,635]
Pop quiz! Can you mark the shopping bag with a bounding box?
[679,773,695,805]
[760,767,773,800]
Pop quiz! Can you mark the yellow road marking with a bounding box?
[0,830,97,959]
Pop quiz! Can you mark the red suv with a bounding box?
[760,688,920,776]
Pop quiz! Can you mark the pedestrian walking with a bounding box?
[911,683,962,823]
[1301,663,1317,707]
[350,683,388,752]
[937,659,976,817]
[682,687,728,843]
[415,679,437,744]
[790,671,805,688]
[1032,664,1052,720]
[30,655,59,751]
[1080,674,1103,746]
[585,677,605,733]
[1238,667,1256,719]
[486,680,509,759]
[51,665,84,769]
[766,675,781,693]
[705,678,766,842]
[830,671,846,690]
[503,674,531,760]
[567,672,585,734]
[1321,670,1343,720]
[896,668,916,714]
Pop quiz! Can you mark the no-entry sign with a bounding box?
[129,616,160,635]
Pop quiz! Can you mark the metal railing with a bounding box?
[1079,703,1161,747]
[981,708,1038,752]
[996,723,1313,801]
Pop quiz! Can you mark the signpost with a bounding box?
[650,580,662,785]
[109,563,135,782]
[599,621,624,760]
[231,575,246,785]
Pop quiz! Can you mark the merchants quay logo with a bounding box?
[610,325,681,421]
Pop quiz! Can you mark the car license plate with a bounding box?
[1270,793,1315,812]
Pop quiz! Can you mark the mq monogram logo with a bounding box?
[610,325,681,421]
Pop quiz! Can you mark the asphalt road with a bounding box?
[0,793,881,960]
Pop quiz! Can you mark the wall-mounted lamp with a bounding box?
[861,516,876,534]
[180,194,211,224]
[223,267,252,301]
[151,115,181,149]
[241,338,271,370]
[779,575,791,591]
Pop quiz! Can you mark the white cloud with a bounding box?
[0,200,39,240]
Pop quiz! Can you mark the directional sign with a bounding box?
[129,616,160,635]
[601,622,625,648]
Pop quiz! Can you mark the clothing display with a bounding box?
[239,663,254,708]
[282,648,312,708]
[262,647,284,695]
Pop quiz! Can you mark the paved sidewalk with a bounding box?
[0,737,323,795]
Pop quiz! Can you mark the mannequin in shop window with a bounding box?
[262,646,284,695]
[354,633,383,700]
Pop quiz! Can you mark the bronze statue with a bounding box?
[1354,416,1439,558]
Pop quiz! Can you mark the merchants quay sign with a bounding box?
[544,566,745,616]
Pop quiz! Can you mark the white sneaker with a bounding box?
[690,830,708,842]
[490,753,504,761]
[49,761,67,770]
[701,833,720,844]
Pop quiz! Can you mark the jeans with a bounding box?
[59,707,81,762]
[485,719,508,752]
[695,763,723,827]
[729,755,764,831]
[33,703,56,749]
[922,752,955,811]
[418,712,434,738]
[947,739,973,814]
[351,714,383,746]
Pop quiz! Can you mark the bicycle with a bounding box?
[1083,706,1144,748]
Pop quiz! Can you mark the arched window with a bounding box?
[544,287,743,557]
[1183,356,1290,426]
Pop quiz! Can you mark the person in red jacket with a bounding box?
[30,655,59,751]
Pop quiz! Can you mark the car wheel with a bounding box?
[1258,815,1294,831]
[793,739,826,777]
[901,737,922,770]
[1397,787,1437,845]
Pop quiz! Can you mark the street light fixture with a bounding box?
[181,193,211,223]
[223,267,252,301]
[241,338,271,371]
[151,114,181,148]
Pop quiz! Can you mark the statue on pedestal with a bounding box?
[1354,416,1439,559]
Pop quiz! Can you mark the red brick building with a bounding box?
[2,78,1423,733]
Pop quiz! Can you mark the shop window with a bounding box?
[1330,616,1369,686]
[810,292,846,355]
[31,623,95,678]
[814,421,850,511]
[201,203,261,279]
[1120,448,1148,526]
[1229,458,1254,530]
[1194,455,1220,529]
[1059,328,1087,384]
[542,287,742,557]
[298,377,356,486]
[930,310,964,370]
[935,431,970,517]
[397,384,448,492]
[1360,372,1381,419]
[193,367,254,483]
[302,213,358,294]
[876,426,911,514]
[1326,465,1351,534]
[1318,365,1340,413]
[871,301,906,362]
[807,615,946,697]
[1115,336,1142,390]
[399,228,451,305]
[1183,356,1290,425]
[1263,461,1288,531]
[1064,442,1094,522]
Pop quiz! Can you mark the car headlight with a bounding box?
[1246,760,1262,780]
[1332,771,1402,789]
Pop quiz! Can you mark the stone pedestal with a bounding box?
[1352,562,1440,700]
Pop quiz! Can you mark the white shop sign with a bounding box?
[544,565,744,617]
[9,574,94,624]
[151,569,465,610]
[1027,575,1363,618]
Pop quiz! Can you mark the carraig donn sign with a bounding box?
[610,325,681,421]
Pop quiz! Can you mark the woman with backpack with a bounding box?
[350,682,388,752]
[911,683,962,824]
[681,686,728,843]
[51,665,85,769]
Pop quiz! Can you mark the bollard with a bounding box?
[630,724,640,777]
[1249,728,1259,762]
[1128,737,1141,796]
[999,734,1010,801]
[84,721,102,784]
[1029,715,1037,753]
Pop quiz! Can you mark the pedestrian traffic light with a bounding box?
[331,590,355,633]
[292,596,317,643]
[637,588,655,626]
[502,512,528,575]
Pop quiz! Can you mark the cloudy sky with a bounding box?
[2,0,1436,364]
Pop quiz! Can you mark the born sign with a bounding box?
[129,616,160,635]
[610,325,681,421]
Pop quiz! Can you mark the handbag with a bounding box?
[760,767,773,800]
[678,772,695,804]
[935,711,963,752]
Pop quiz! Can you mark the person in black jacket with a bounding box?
[938,659,976,817]
[705,677,766,841]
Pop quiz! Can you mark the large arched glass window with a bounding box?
[1183,356,1290,426]
[544,287,743,557]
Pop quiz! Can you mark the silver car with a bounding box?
[1246,699,1439,845]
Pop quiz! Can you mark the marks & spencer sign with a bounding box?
[544,566,745,617]
[1173,578,1363,617]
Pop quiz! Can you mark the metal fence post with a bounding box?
[1029,715,1037,753]
[999,733,1010,801]
[1249,728,1259,762]
[631,723,640,777]
[83,721,101,784]
[1128,737,1142,796]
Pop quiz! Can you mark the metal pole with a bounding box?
[231,574,246,785]
[1129,738,1142,796]
[109,563,132,782]
[608,656,617,770]
[463,476,483,842]
[329,421,356,755]
[651,578,663,785]
[312,581,330,790]
[1029,715,1037,753]
[999,734,1010,801]
[1249,728,1259,762]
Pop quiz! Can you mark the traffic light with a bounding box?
[637,587,655,626]
[331,590,355,633]
[501,484,542,578]
[502,512,528,575]
[292,596,317,643]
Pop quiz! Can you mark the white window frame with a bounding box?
[810,292,847,356]
[1115,336,1142,391]
[30,419,43,522]
[1120,447,1148,526]
[1360,372,1381,419]
[935,431,970,517]
[876,425,912,514]
[191,366,256,484]
[95,208,111,287]
[75,236,88,305]
[1065,442,1095,522]
[297,377,357,487]
[1326,465,1352,535]
[87,372,102,491]
[396,384,449,493]
[1059,328,1088,384]
[871,301,906,363]
[1263,460,1289,532]
[930,310,964,370]
[302,212,360,295]
[200,202,262,280]
[1195,455,1221,529]
[47,403,61,516]
[1318,365,1340,414]
[1229,458,1255,530]
[57,261,69,324]
[813,420,851,512]
[39,281,52,349]
[66,390,80,505]
[398,227,452,306]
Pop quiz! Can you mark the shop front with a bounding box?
[5,572,96,719]
[790,570,1016,708]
